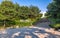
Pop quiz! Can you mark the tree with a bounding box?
[19,6,29,19]
[46,0,60,19]
[18,6,41,19]
[0,0,42,27]
[46,0,60,29]
[0,1,16,27]
[29,5,41,18]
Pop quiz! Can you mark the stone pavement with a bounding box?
[0,22,60,38]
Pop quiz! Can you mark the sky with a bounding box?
[0,0,52,13]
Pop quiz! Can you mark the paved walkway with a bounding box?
[0,19,60,38]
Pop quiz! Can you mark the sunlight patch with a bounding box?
[12,32,21,38]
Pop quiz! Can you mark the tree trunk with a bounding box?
[4,20,5,27]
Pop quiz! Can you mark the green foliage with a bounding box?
[54,24,60,28]
[49,18,60,29]
[49,23,60,30]
[5,20,16,27]
[14,19,32,27]
[46,0,60,29]
[0,1,42,27]
[46,0,60,19]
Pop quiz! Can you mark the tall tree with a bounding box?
[0,1,16,26]
[0,0,42,27]
[46,0,60,19]
[29,5,41,18]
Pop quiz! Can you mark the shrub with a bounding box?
[49,18,60,30]
[56,19,60,23]
[49,24,54,28]
[15,19,32,27]
[54,24,60,29]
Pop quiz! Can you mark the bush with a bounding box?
[15,19,32,27]
[56,19,60,23]
[54,24,60,29]
[49,24,54,28]
[5,20,16,27]
[49,18,60,30]
[0,20,4,26]
[49,23,60,30]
